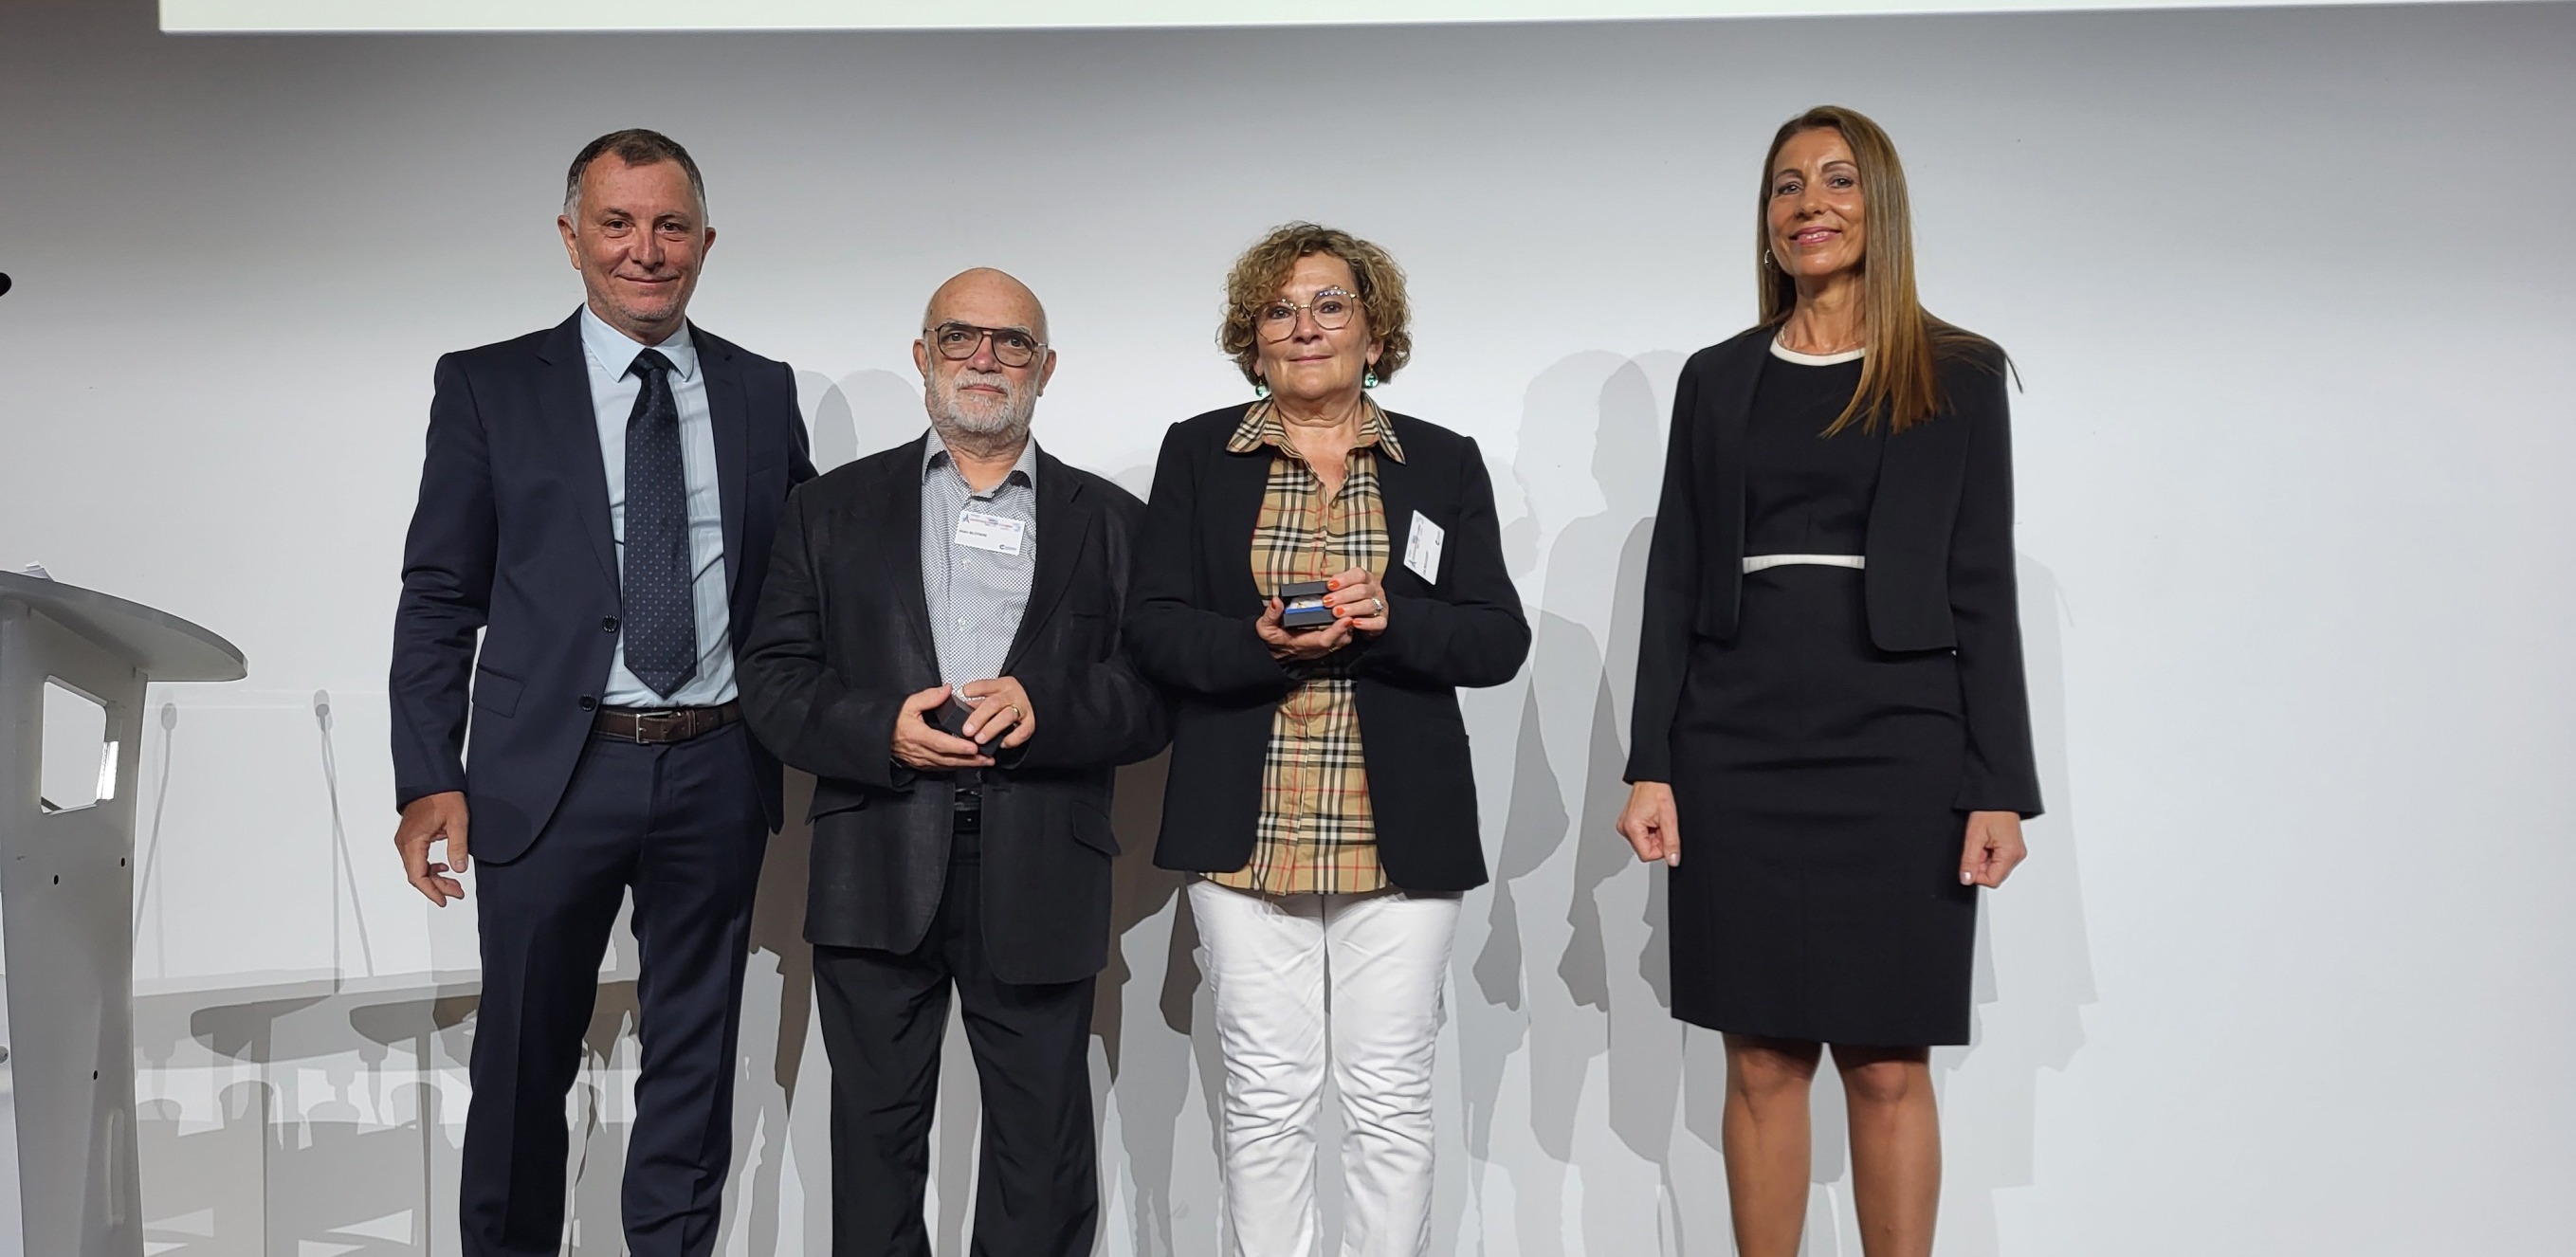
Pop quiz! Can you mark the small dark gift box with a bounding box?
[1277,580,1337,630]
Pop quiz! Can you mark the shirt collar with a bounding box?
[579,303,699,383]
[922,430,1040,495]
[1224,398,1406,465]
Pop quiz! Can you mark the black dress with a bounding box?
[1666,347,1979,1047]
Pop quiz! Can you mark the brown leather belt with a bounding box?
[593,700,741,744]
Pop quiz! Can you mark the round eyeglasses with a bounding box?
[923,321,1046,369]
[1254,287,1359,341]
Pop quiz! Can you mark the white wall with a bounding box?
[155,0,2551,32]
[3,0,2572,1252]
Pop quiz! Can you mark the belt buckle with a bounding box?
[631,708,677,744]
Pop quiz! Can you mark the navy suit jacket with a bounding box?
[391,310,816,864]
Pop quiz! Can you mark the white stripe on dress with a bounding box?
[1743,554,1866,573]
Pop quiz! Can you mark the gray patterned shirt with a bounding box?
[920,433,1038,688]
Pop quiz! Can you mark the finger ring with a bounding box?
[1004,704,1021,719]
[1371,597,1384,616]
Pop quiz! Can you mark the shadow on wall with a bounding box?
[1094,458,1226,1257]
[1089,749,1226,1257]
[727,770,822,1257]
[1452,350,1676,1254]
[136,975,480,1257]
[799,370,924,473]
[139,1081,447,1257]
[1923,554,2097,1257]
[128,794,820,1257]
[122,637,1198,1257]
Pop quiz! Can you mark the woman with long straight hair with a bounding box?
[1617,105,2042,1256]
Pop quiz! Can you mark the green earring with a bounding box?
[1254,380,1270,398]
[1362,369,1379,390]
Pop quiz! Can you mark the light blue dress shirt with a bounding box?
[578,305,737,708]
[919,434,1039,688]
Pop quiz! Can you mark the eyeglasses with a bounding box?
[1254,287,1360,341]
[923,321,1046,369]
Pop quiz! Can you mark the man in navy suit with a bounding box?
[389,129,814,1257]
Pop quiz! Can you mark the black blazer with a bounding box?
[390,311,814,863]
[1125,405,1530,893]
[735,437,1169,985]
[1627,324,2043,815]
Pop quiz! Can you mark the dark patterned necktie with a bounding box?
[623,349,697,699]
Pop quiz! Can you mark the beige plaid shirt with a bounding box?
[1206,400,1406,896]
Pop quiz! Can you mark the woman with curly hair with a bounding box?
[1124,222,1528,1255]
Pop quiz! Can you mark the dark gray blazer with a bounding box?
[736,436,1168,985]
[1626,324,2043,816]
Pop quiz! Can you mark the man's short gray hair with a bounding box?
[562,128,708,218]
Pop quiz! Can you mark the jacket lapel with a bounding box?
[1707,330,1767,546]
[1690,329,1771,636]
[697,328,751,600]
[1374,417,1422,594]
[1211,408,1276,610]
[536,312,620,592]
[1001,448,1088,673]
[881,435,941,680]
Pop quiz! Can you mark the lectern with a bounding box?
[0,572,245,1257]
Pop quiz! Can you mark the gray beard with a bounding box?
[925,372,1034,457]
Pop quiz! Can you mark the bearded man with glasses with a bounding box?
[736,267,1167,1256]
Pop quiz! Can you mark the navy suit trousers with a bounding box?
[461,722,766,1257]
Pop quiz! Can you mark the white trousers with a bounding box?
[1189,879,1462,1257]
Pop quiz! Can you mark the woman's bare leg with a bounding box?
[1833,1044,1940,1257]
[1722,1033,1824,1257]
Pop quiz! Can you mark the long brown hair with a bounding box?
[1757,105,1997,435]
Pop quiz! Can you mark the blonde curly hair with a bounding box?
[1217,222,1414,387]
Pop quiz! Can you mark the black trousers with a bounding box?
[813,817,1101,1257]
[461,722,766,1257]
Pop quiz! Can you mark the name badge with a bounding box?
[1403,511,1444,582]
[955,509,1026,556]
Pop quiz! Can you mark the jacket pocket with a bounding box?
[1070,798,1121,856]
[809,779,872,822]
[471,665,522,718]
